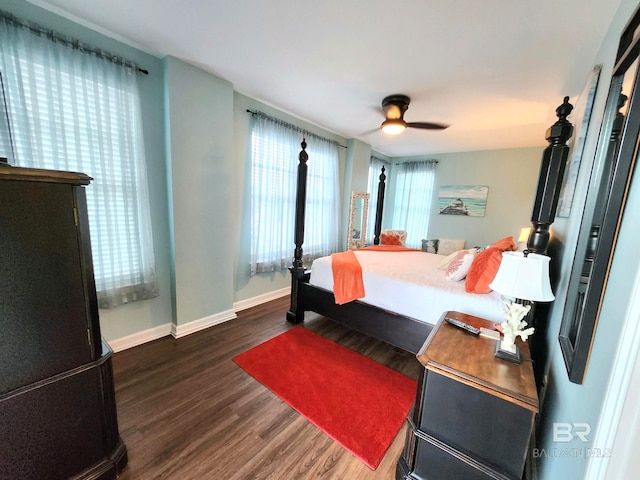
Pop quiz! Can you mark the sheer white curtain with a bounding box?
[392,160,437,248]
[367,156,391,244]
[0,71,12,161]
[0,14,158,308]
[249,113,339,275]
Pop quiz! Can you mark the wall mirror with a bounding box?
[559,7,640,384]
[347,192,369,250]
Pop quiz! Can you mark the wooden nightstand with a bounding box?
[396,311,538,480]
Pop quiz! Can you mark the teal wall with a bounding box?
[390,147,542,248]
[165,57,235,324]
[535,0,640,478]
[343,139,372,250]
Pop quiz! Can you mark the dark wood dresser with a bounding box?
[0,165,127,480]
[396,311,538,480]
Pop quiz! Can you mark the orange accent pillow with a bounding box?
[380,233,402,246]
[465,236,517,294]
[490,235,517,251]
[464,247,503,293]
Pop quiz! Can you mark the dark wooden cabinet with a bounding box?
[0,165,127,480]
[397,312,538,480]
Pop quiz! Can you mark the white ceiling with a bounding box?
[31,0,621,157]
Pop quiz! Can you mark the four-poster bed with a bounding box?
[286,98,573,356]
[286,144,435,354]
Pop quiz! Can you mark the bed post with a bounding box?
[373,165,386,245]
[528,96,574,254]
[287,139,309,324]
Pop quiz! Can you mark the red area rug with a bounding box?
[232,326,417,469]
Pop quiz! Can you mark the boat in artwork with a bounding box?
[439,198,469,215]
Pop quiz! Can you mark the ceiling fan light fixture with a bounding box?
[381,119,406,135]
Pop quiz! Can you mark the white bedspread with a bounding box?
[309,250,504,326]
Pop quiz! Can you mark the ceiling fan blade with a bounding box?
[406,121,450,130]
[359,127,381,136]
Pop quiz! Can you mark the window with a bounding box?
[391,161,437,248]
[0,14,157,308]
[0,72,11,161]
[249,112,339,275]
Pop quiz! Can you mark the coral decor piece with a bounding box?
[499,299,535,354]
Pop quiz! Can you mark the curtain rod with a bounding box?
[246,109,347,148]
[394,159,439,165]
[371,156,391,163]
[0,10,148,75]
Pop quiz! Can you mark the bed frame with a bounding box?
[285,140,432,354]
[285,98,573,356]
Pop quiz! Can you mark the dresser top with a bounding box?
[0,163,92,185]
[417,311,539,412]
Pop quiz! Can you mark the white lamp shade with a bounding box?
[489,251,555,302]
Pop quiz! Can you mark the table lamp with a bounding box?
[489,250,555,363]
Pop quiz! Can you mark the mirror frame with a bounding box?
[559,6,640,384]
[347,192,369,250]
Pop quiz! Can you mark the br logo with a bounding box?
[553,422,591,443]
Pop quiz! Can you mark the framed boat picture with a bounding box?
[438,185,489,217]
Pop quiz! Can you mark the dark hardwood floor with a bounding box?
[112,296,422,480]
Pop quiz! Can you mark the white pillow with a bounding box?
[438,248,477,270]
[437,238,466,256]
[445,249,476,281]
[438,250,462,270]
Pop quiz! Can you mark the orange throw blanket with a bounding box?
[331,250,365,305]
[331,246,423,304]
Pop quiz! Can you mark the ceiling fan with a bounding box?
[380,94,449,135]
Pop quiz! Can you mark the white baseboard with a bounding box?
[106,288,290,352]
[171,308,237,339]
[106,310,237,352]
[107,323,172,353]
[233,286,290,312]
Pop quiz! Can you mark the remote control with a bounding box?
[445,317,480,335]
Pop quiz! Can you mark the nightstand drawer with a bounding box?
[418,370,534,478]
[402,426,511,480]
